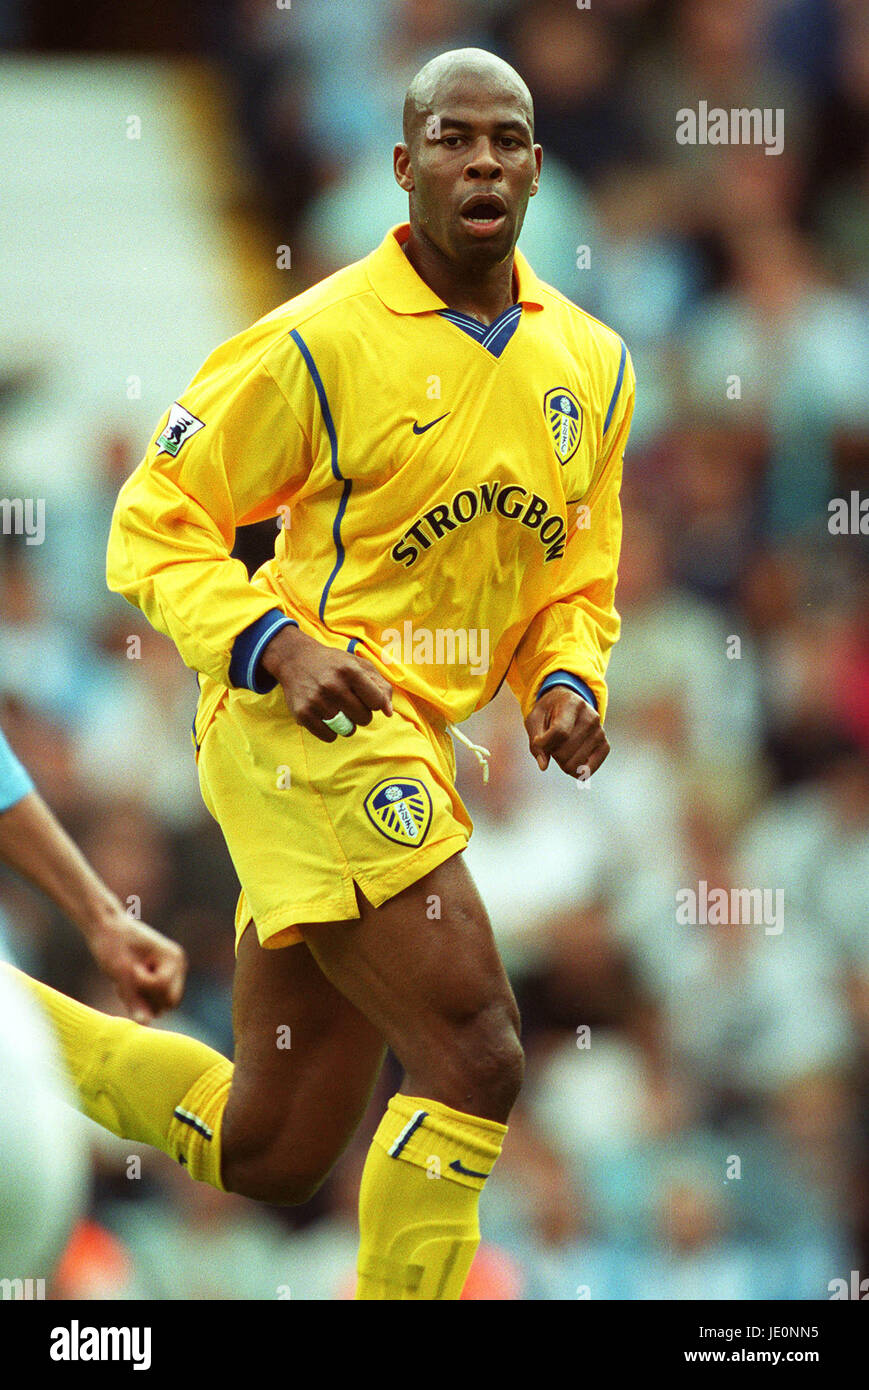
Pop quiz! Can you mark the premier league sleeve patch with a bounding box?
[543,387,583,465]
[364,778,433,846]
[155,403,206,457]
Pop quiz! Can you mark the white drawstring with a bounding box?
[448,725,491,784]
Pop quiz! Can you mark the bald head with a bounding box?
[402,48,534,148]
[394,46,541,275]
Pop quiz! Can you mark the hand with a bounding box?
[85,909,187,1024]
[261,625,393,742]
[524,687,610,779]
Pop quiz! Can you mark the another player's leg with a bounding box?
[301,851,524,1301]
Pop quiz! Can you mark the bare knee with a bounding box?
[460,1005,525,1118]
[220,1088,336,1205]
[221,1133,334,1206]
[409,1003,525,1124]
[226,1166,329,1207]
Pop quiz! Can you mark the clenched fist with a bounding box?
[524,686,609,779]
[260,625,393,742]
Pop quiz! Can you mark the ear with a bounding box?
[529,144,542,197]
[393,143,414,193]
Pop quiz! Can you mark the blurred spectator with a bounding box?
[498,0,650,186]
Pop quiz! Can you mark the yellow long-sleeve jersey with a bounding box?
[107,224,634,742]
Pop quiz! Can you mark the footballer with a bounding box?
[5,48,634,1300]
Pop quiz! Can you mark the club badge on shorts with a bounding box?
[543,387,582,465]
[364,778,432,846]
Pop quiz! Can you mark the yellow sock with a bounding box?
[355,1093,507,1300]
[1,963,231,1190]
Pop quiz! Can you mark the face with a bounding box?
[394,75,542,269]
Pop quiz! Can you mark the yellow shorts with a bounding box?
[195,681,473,950]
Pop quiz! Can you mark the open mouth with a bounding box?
[463,202,503,222]
[459,198,508,236]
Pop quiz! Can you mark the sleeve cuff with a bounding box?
[0,733,35,813]
[229,610,298,693]
[536,670,598,712]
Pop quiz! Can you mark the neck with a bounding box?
[402,227,516,326]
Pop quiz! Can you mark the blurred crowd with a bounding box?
[1,0,868,1298]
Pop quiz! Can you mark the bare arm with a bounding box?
[1,791,122,936]
[0,791,186,1022]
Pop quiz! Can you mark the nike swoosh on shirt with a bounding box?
[412,412,450,434]
[449,1159,489,1179]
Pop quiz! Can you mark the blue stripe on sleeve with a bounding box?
[602,339,627,436]
[289,328,350,624]
[536,671,598,711]
[0,730,34,812]
[229,610,298,693]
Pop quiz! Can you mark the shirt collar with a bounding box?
[366,223,546,315]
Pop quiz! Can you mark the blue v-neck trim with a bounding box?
[438,303,523,358]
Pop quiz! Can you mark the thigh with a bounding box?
[224,924,386,1173]
[300,852,520,1095]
